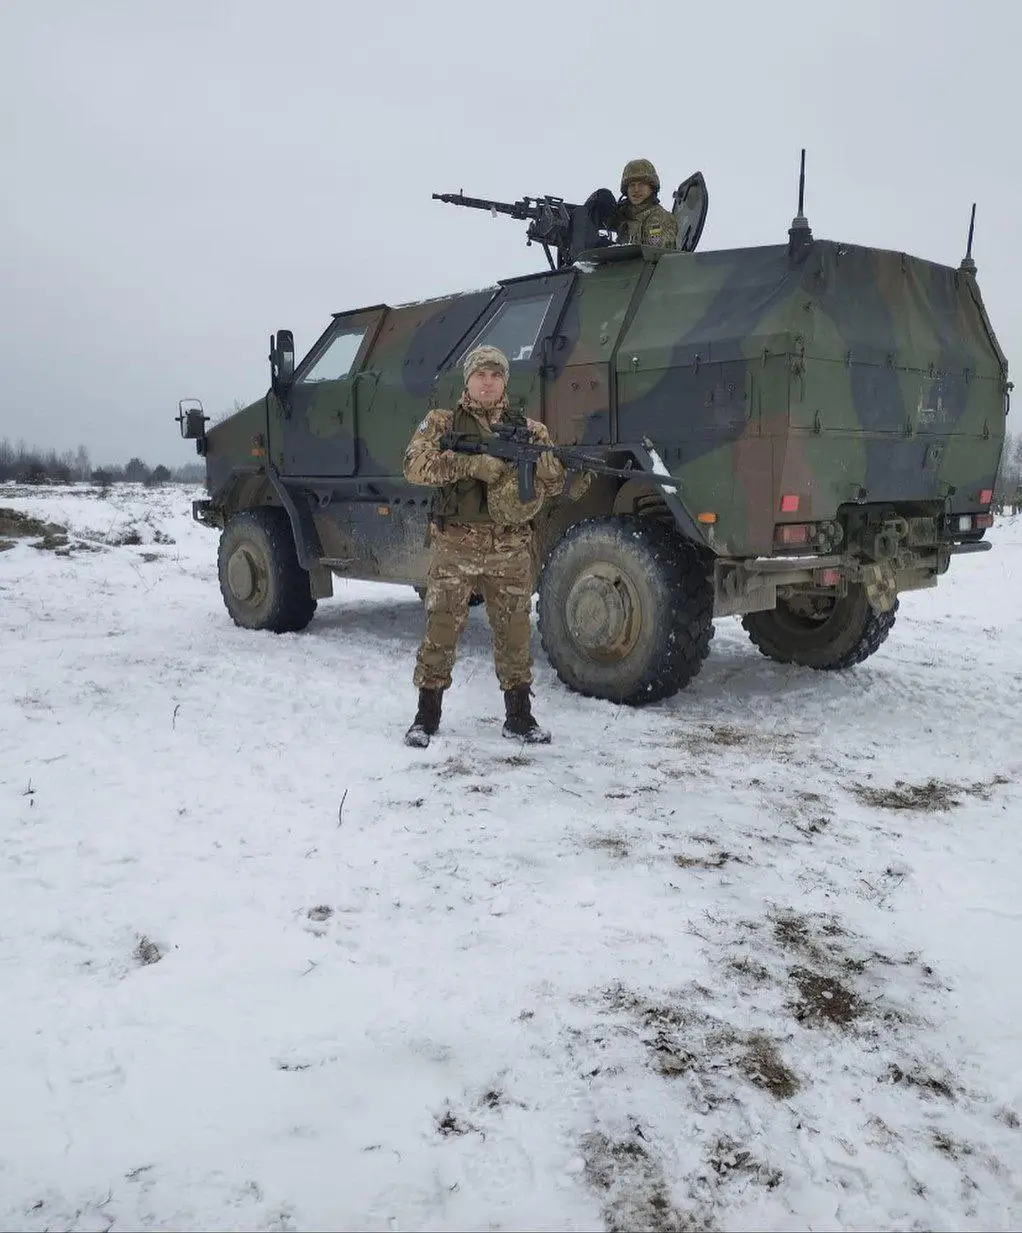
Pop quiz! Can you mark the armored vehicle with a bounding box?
[178,163,1008,705]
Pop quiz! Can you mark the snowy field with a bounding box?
[1,481,1021,1233]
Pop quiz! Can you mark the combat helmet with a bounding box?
[620,158,660,195]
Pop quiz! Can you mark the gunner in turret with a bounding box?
[612,158,678,250]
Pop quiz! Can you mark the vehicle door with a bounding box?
[433,273,574,424]
[281,308,386,476]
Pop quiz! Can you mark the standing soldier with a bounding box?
[402,345,565,748]
[612,158,678,250]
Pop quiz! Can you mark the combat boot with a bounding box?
[502,684,551,744]
[404,688,443,748]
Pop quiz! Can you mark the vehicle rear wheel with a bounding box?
[537,517,713,705]
[741,583,897,669]
[218,507,316,632]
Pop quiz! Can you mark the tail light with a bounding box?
[775,523,812,546]
[956,513,994,532]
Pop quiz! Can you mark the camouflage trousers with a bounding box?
[413,522,535,692]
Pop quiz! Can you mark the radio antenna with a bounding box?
[788,147,813,257]
[960,203,977,275]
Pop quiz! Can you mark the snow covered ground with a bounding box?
[1,482,1020,1232]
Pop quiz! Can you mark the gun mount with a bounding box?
[431,192,582,269]
[434,174,709,268]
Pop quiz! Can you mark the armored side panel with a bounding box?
[200,234,1005,592]
[614,240,1007,556]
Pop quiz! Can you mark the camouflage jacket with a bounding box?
[403,397,565,522]
[613,198,678,249]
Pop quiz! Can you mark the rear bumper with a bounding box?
[713,538,987,618]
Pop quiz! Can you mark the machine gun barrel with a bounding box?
[439,422,678,502]
[432,190,581,269]
[431,191,533,221]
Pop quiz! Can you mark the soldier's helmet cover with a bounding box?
[463,345,510,384]
[620,158,661,195]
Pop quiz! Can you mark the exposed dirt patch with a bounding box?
[605,985,798,1099]
[580,1130,694,1232]
[435,757,473,778]
[674,850,743,870]
[738,1034,799,1099]
[726,955,771,984]
[932,1128,974,1159]
[133,935,162,967]
[0,508,65,539]
[605,985,688,1030]
[852,775,1009,812]
[789,966,862,1027]
[436,1109,473,1137]
[590,834,631,859]
[771,909,849,968]
[500,754,531,768]
[706,1134,783,1190]
[306,905,333,922]
[107,526,143,546]
[0,538,15,552]
[885,1062,957,1101]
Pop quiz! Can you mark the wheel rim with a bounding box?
[226,542,269,609]
[774,592,838,632]
[564,563,642,660]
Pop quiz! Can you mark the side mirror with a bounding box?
[270,329,295,393]
[177,398,208,440]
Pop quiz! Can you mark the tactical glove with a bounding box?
[465,454,508,485]
[569,471,595,501]
[535,450,563,483]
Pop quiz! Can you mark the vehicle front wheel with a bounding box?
[217,507,316,632]
[741,583,897,669]
[537,517,713,705]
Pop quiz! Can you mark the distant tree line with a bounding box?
[0,439,203,485]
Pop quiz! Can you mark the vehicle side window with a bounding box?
[299,329,367,383]
[461,294,553,365]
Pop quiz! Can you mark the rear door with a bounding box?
[281,307,386,475]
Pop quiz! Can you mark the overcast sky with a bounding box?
[1,0,1019,468]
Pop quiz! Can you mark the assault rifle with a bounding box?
[438,420,678,502]
[432,190,613,269]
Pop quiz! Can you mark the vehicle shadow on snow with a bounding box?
[308,594,499,659]
[307,598,899,712]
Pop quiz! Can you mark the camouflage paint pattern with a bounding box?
[412,523,535,691]
[198,231,1007,603]
[613,199,679,249]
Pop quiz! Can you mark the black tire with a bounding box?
[537,517,714,705]
[217,507,316,633]
[741,583,897,670]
